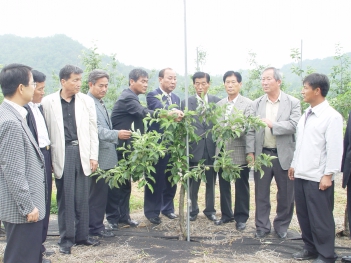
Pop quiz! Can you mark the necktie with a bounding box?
[99,99,110,122]
[304,109,313,126]
[166,94,172,107]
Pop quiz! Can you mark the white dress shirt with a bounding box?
[225,96,239,120]
[4,99,28,120]
[291,100,343,182]
[28,102,51,148]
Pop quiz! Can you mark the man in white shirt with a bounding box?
[289,73,343,263]
[24,70,53,262]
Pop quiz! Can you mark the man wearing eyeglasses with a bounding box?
[23,70,53,262]
[0,64,48,263]
[247,67,301,239]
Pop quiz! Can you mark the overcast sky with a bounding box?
[2,0,351,75]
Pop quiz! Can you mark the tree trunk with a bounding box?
[178,184,186,240]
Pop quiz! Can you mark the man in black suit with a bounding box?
[107,68,183,229]
[341,111,351,263]
[144,68,182,224]
[0,64,48,263]
[23,70,53,262]
[182,72,221,222]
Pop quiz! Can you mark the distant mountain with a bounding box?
[0,34,350,96]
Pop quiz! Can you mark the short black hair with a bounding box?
[223,71,242,83]
[32,70,46,83]
[0,63,32,97]
[303,73,330,97]
[129,68,148,86]
[59,65,83,81]
[192,71,210,84]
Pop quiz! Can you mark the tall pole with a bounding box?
[183,0,190,242]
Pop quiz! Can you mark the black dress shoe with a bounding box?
[189,214,197,221]
[106,222,118,230]
[342,256,351,262]
[206,214,217,221]
[59,246,71,254]
[275,231,287,239]
[91,229,115,238]
[148,217,161,225]
[119,218,139,227]
[44,249,55,256]
[236,222,246,231]
[163,213,178,219]
[42,259,51,263]
[76,237,100,246]
[214,218,233,225]
[254,230,270,238]
[292,249,318,260]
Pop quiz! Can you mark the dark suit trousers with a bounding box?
[189,146,216,217]
[295,178,337,262]
[89,174,109,234]
[40,147,52,253]
[218,166,250,222]
[144,154,177,218]
[347,176,351,238]
[4,220,43,263]
[106,154,131,223]
[56,145,90,248]
[254,149,294,233]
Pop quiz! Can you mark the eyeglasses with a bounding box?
[29,82,37,88]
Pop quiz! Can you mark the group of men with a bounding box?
[0,63,350,263]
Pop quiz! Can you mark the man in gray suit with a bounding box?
[182,71,221,221]
[214,71,252,231]
[0,63,48,263]
[247,67,301,239]
[87,69,132,237]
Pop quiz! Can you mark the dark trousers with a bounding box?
[4,220,43,263]
[56,145,90,248]
[106,154,131,223]
[348,177,351,238]
[189,148,216,217]
[40,147,52,253]
[218,166,250,222]
[144,154,177,218]
[254,149,294,233]
[89,174,109,234]
[295,178,337,262]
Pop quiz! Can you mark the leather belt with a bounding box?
[263,147,277,153]
[66,140,79,146]
[40,145,50,151]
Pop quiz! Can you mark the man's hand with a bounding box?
[288,167,295,180]
[27,207,39,222]
[319,174,332,190]
[118,130,132,140]
[168,109,184,122]
[246,153,255,165]
[90,159,98,172]
[261,118,273,128]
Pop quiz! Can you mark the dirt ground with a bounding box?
[0,174,350,262]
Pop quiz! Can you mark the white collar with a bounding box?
[4,99,28,119]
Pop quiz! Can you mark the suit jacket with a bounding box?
[23,104,48,145]
[246,91,301,170]
[88,92,119,170]
[215,95,253,165]
[41,91,99,178]
[147,87,181,133]
[182,94,221,162]
[342,111,351,188]
[0,102,46,223]
[111,88,154,152]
